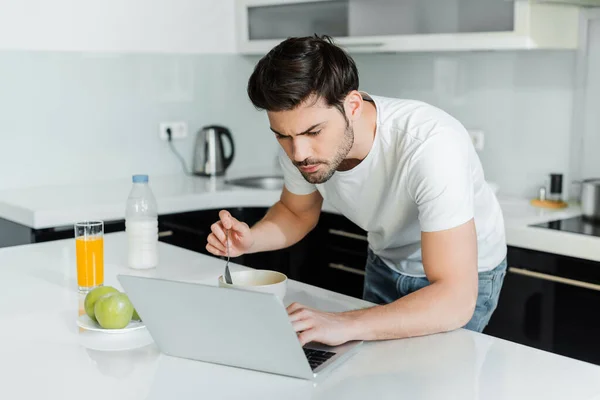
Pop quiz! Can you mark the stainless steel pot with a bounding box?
[579,178,600,220]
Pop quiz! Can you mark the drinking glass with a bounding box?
[74,221,104,293]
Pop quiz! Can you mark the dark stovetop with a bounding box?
[532,216,600,238]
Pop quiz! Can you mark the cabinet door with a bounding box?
[246,0,349,41]
[243,0,514,41]
[0,218,32,248]
[485,247,600,366]
[546,256,600,365]
[158,209,228,255]
[309,212,368,299]
[484,262,555,352]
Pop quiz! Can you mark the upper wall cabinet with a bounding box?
[538,0,600,5]
[235,0,583,54]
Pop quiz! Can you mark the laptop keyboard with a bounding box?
[303,348,336,370]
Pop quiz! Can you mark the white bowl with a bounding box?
[218,270,288,301]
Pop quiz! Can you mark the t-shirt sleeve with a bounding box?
[407,130,474,232]
[278,150,317,195]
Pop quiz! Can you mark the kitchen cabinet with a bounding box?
[157,207,321,285]
[485,246,600,365]
[0,217,126,247]
[310,212,368,298]
[235,0,582,54]
[157,208,368,297]
[539,0,600,5]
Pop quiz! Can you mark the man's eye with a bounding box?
[275,134,289,140]
[307,130,321,136]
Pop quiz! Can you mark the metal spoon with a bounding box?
[224,229,233,284]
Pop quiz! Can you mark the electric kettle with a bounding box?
[192,125,235,176]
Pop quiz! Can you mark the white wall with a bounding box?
[0,52,278,191]
[0,0,236,54]
[582,18,600,180]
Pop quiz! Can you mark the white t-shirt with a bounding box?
[279,93,507,277]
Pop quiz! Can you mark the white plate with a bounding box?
[77,314,146,334]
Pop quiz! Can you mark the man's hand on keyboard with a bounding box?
[287,302,358,346]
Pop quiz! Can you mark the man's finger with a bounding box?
[291,318,314,333]
[288,307,312,321]
[287,303,314,315]
[288,308,313,322]
[219,210,236,230]
[286,302,303,314]
[211,221,227,242]
[298,328,319,347]
[207,234,226,253]
[220,209,248,232]
[206,243,225,257]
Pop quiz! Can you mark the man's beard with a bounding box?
[295,124,354,184]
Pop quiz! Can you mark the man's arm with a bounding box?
[288,218,478,346]
[247,187,323,253]
[207,187,323,257]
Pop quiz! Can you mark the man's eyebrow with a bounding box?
[269,126,284,136]
[269,122,325,137]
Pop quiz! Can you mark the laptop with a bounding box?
[117,274,363,380]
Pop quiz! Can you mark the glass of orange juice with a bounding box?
[74,221,104,293]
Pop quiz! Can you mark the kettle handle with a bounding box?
[206,125,235,170]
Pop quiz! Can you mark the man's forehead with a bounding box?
[269,99,333,123]
[271,97,329,116]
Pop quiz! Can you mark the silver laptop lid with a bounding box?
[117,274,314,380]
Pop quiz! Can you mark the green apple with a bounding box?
[94,292,134,329]
[84,286,119,321]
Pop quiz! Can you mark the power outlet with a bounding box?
[468,130,485,151]
[159,122,188,140]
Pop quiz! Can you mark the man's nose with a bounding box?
[292,137,311,163]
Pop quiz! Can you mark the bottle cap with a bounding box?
[132,174,149,183]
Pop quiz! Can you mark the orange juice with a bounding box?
[76,236,104,288]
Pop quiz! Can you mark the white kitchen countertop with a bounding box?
[1,233,600,400]
[0,174,598,262]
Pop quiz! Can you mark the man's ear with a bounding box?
[344,90,363,122]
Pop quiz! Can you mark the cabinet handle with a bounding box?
[328,263,366,276]
[158,230,174,238]
[328,229,368,242]
[509,267,600,292]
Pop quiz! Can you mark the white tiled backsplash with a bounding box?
[0,49,581,198]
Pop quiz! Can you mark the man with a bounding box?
[206,35,507,347]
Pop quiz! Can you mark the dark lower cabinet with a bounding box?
[310,212,368,299]
[0,217,125,247]
[157,208,368,298]
[157,207,323,286]
[485,246,600,365]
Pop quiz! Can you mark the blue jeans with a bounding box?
[362,250,507,332]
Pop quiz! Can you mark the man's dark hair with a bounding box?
[247,35,359,115]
